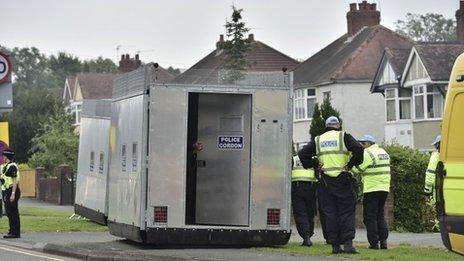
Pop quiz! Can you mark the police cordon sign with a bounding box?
[0,52,12,84]
[217,135,244,150]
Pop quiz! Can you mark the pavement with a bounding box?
[0,197,445,260]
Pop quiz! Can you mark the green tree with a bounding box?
[9,47,60,90]
[5,88,62,163]
[29,105,78,175]
[395,13,456,42]
[81,57,117,73]
[309,96,342,140]
[49,52,82,83]
[222,5,250,83]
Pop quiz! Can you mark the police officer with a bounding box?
[1,149,21,238]
[298,116,363,254]
[424,135,441,201]
[292,152,317,247]
[352,135,390,250]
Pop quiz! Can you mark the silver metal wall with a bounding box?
[146,84,292,231]
[107,94,148,228]
[195,93,252,226]
[75,117,111,215]
[81,99,111,118]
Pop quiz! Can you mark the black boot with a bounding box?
[380,240,388,249]
[3,234,20,239]
[343,240,359,254]
[332,244,343,254]
[301,236,313,247]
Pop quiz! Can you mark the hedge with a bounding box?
[384,144,437,232]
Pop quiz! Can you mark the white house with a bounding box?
[292,1,412,148]
[372,43,464,151]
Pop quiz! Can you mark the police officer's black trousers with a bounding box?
[318,172,356,245]
[3,187,21,236]
[363,191,389,246]
[291,181,317,239]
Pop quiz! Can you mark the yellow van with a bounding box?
[438,53,464,255]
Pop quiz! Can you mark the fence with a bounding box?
[19,169,36,197]
[35,165,75,205]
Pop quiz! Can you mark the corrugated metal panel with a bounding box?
[112,64,155,100]
[81,99,112,118]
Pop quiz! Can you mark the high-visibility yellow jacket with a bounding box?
[315,130,350,177]
[291,155,316,182]
[424,151,440,195]
[1,162,20,191]
[352,144,390,193]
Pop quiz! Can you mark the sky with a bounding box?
[0,0,459,69]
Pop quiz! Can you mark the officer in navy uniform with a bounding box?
[291,152,318,247]
[1,149,21,238]
[298,116,363,254]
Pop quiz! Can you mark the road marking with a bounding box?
[0,245,65,261]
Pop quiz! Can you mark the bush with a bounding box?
[384,144,436,232]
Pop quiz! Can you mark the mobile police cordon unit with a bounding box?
[75,64,294,246]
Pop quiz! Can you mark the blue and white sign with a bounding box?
[217,135,244,150]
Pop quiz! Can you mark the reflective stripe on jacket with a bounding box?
[352,144,390,193]
[292,155,316,182]
[424,151,439,195]
[1,162,20,191]
[315,130,350,177]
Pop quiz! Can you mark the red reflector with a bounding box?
[154,206,168,223]
[267,208,280,226]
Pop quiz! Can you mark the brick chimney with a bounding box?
[118,54,142,73]
[346,1,381,36]
[216,34,225,49]
[456,0,464,42]
[247,34,255,42]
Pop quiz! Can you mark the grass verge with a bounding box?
[257,242,463,260]
[0,207,108,233]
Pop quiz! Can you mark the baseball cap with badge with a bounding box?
[358,134,376,144]
[325,116,340,127]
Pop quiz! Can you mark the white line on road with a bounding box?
[0,245,65,261]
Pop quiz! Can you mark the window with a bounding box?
[71,103,82,125]
[413,85,444,120]
[294,88,316,120]
[385,89,396,122]
[89,151,95,172]
[99,152,104,174]
[398,88,412,120]
[413,86,425,119]
[323,91,331,101]
[426,86,444,118]
[121,144,127,172]
[132,143,138,172]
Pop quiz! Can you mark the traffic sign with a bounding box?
[0,52,12,84]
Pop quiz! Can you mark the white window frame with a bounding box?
[412,84,444,121]
[413,85,425,120]
[398,88,412,121]
[294,88,316,121]
[70,101,83,126]
[425,85,444,120]
[385,88,397,122]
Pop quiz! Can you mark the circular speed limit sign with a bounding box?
[0,52,12,84]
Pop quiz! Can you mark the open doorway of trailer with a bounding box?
[185,92,252,226]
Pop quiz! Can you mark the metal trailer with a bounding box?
[106,64,293,246]
[74,99,112,225]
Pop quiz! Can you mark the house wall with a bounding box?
[292,82,385,144]
[413,120,441,151]
[385,121,413,147]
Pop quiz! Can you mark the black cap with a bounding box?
[2,149,15,157]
